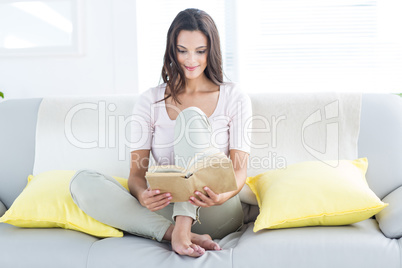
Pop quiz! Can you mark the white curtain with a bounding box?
[136,0,402,93]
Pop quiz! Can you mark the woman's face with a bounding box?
[176,30,208,82]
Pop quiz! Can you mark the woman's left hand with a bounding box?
[189,187,226,207]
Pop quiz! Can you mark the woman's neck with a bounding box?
[184,75,216,93]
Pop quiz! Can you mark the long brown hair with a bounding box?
[158,8,223,104]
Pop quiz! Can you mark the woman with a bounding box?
[70,8,252,258]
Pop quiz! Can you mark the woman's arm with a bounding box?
[128,150,149,198]
[128,150,172,211]
[222,149,249,199]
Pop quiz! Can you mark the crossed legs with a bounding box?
[69,107,241,257]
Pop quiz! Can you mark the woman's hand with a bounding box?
[189,187,228,207]
[139,188,172,212]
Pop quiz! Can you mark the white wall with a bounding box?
[1,0,401,100]
[0,0,138,100]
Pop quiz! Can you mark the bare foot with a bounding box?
[171,227,205,257]
[191,233,221,251]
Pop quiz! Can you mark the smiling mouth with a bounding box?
[185,66,199,71]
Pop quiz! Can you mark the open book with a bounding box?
[145,150,238,202]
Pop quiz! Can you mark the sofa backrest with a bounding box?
[358,94,402,199]
[246,93,361,175]
[0,99,42,209]
[0,93,401,209]
[31,96,138,179]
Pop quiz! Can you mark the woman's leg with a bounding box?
[69,170,205,257]
[192,195,244,239]
[169,107,219,254]
[171,107,243,250]
[69,169,172,242]
[172,107,220,223]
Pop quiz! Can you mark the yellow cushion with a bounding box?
[246,158,388,232]
[0,170,129,237]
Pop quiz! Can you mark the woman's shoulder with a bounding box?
[222,81,237,91]
[222,82,249,100]
[137,83,166,101]
[145,83,166,94]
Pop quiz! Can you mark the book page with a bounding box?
[185,152,227,177]
[144,148,238,202]
[145,159,237,202]
[148,165,185,174]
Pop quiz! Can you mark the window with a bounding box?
[0,0,84,56]
[236,0,402,92]
[135,0,402,93]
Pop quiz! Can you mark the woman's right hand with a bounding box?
[139,188,172,212]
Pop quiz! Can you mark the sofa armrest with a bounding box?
[0,200,6,217]
[376,186,402,238]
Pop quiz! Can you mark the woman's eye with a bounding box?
[177,49,186,53]
[197,50,207,54]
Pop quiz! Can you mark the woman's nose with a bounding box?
[186,51,196,62]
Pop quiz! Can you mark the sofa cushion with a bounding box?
[32,96,138,178]
[0,223,99,268]
[232,220,400,268]
[85,229,246,268]
[0,170,128,238]
[246,93,361,177]
[246,158,387,232]
[240,93,362,204]
[376,185,402,238]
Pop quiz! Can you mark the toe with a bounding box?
[211,241,221,250]
[190,244,205,255]
[183,247,195,255]
[205,240,220,251]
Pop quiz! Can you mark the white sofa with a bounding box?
[1,93,402,268]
